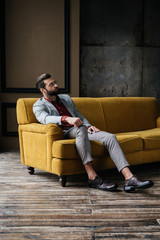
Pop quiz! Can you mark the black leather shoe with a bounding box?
[88,176,118,191]
[124,175,154,192]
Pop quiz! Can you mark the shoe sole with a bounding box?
[124,181,154,192]
[89,184,119,192]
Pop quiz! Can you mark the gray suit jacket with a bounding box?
[33,94,91,127]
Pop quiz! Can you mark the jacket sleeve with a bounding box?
[33,100,62,125]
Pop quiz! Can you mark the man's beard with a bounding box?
[45,88,60,96]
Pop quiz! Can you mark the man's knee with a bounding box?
[109,133,117,140]
[103,133,117,146]
[107,134,118,149]
[76,125,88,136]
[108,133,117,142]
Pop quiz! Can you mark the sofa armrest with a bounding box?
[19,123,64,138]
[18,123,64,172]
[156,116,160,128]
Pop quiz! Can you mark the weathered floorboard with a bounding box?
[0,152,160,240]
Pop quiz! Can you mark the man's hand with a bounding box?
[65,117,83,127]
[88,126,100,134]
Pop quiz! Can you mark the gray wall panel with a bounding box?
[80,0,160,101]
[81,46,142,97]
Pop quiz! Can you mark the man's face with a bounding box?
[43,78,60,96]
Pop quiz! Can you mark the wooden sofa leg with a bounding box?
[59,176,67,187]
[27,166,35,175]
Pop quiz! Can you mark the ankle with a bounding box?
[84,162,98,180]
[121,167,134,180]
[125,173,133,181]
[88,174,97,180]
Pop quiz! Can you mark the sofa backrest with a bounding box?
[17,97,160,134]
[99,97,160,133]
[17,98,39,124]
[72,98,106,131]
[17,97,107,131]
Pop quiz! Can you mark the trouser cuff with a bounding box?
[83,159,93,165]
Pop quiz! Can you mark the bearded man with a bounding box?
[33,73,154,192]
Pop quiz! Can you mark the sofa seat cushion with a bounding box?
[116,134,143,153]
[120,128,160,150]
[52,139,107,159]
[52,134,143,159]
[140,128,160,150]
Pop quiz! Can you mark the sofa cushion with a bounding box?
[118,128,160,150]
[116,134,143,153]
[72,98,106,131]
[52,134,143,159]
[52,139,106,159]
[141,128,160,149]
[99,97,160,133]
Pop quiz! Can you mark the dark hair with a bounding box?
[36,73,51,90]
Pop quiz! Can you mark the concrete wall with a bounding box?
[80,0,160,101]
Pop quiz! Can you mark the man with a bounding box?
[33,73,154,192]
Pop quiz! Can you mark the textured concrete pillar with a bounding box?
[80,0,160,101]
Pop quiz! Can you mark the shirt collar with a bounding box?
[44,96,60,104]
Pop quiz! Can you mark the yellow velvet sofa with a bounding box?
[16,97,160,186]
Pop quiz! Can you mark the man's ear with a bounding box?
[40,88,46,94]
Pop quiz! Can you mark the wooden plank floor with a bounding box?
[0,152,160,240]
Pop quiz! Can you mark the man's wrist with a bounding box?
[61,115,69,124]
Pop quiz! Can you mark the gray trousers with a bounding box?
[64,125,130,172]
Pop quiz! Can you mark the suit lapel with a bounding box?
[42,95,75,117]
[42,97,60,115]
